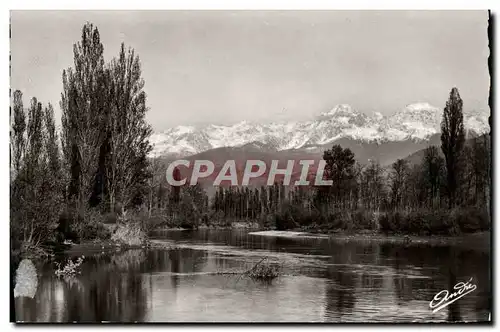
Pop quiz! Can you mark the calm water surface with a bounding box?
[14,230,491,322]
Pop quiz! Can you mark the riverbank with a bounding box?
[16,206,488,260]
[62,227,490,257]
[153,220,261,231]
[62,240,152,255]
[249,230,491,251]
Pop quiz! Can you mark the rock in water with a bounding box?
[13,259,38,298]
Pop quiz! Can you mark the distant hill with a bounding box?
[402,133,491,166]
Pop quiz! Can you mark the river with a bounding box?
[13,229,491,323]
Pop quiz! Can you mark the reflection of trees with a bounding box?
[15,278,65,322]
[393,277,414,304]
[145,248,206,274]
[382,244,448,303]
[167,249,181,289]
[111,249,146,271]
[323,243,359,319]
[360,273,383,293]
[381,242,490,321]
[15,296,38,322]
[14,250,150,322]
[320,238,490,322]
[144,248,208,289]
[65,250,149,322]
[324,270,357,319]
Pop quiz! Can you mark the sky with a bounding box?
[11,10,490,131]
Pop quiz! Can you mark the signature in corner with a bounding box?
[429,278,477,313]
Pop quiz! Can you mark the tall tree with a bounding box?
[423,146,445,208]
[43,103,64,203]
[360,161,385,210]
[11,90,26,177]
[25,98,44,183]
[61,22,106,206]
[406,164,426,210]
[390,159,409,210]
[322,145,356,209]
[11,96,60,247]
[11,90,26,175]
[43,103,61,176]
[106,43,152,211]
[441,87,465,208]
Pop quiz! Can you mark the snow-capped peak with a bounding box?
[150,102,490,157]
[372,111,384,121]
[404,102,441,113]
[320,104,357,117]
[384,103,444,140]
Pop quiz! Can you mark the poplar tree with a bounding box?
[423,146,445,208]
[441,87,465,208]
[61,22,106,206]
[11,90,26,177]
[390,159,409,210]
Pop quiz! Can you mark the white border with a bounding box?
[2,2,498,332]
[3,1,499,10]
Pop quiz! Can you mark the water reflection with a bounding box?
[13,230,491,322]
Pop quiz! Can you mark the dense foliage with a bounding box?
[11,23,152,255]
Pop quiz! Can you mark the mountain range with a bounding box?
[150,103,490,159]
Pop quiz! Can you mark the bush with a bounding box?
[56,210,79,243]
[202,211,232,228]
[81,221,111,240]
[111,222,147,246]
[248,263,281,282]
[273,202,328,230]
[246,258,281,282]
[274,212,299,230]
[67,208,111,242]
[103,212,118,224]
[378,208,489,236]
[451,207,490,233]
[55,256,85,277]
[347,210,379,231]
[271,207,381,233]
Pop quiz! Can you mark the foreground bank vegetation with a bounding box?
[11,23,153,256]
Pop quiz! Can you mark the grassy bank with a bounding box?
[145,206,490,237]
[14,205,489,261]
[74,206,492,242]
[141,212,262,231]
[271,207,490,236]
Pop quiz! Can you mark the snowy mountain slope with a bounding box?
[150,103,490,157]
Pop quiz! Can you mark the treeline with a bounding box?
[11,23,152,254]
[147,88,491,235]
[212,183,299,219]
[148,136,490,234]
[11,94,64,253]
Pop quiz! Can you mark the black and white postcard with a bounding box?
[9,9,492,324]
